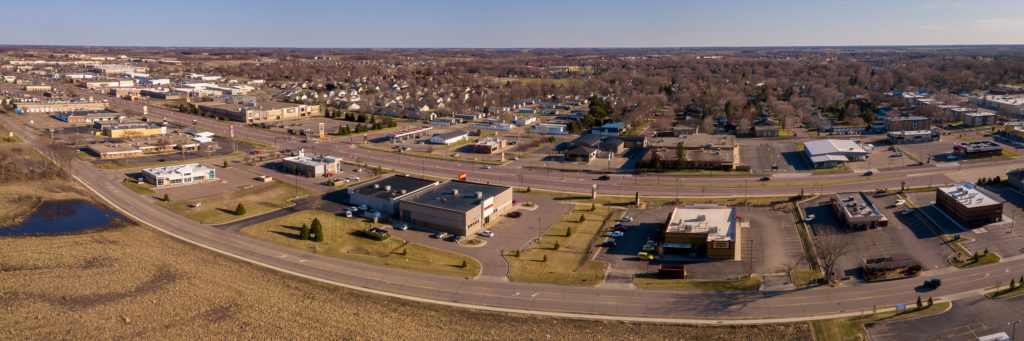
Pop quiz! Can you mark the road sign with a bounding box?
[229,125,235,138]
[318,122,325,138]
[895,304,906,311]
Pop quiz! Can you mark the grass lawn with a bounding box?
[92,151,244,170]
[963,149,1020,163]
[120,179,156,194]
[986,284,1024,298]
[240,210,480,278]
[811,302,950,341]
[811,166,852,174]
[790,269,823,288]
[0,123,22,143]
[504,206,613,286]
[633,275,761,291]
[157,179,311,224]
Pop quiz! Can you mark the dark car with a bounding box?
[506,211,522,218]
[597,175,611,180]
[445,235,459,242]
[600,240,617,247]
[863,171,873,176]
[612,224,628,232]
[923,279,942,288]
[759,176,771,181]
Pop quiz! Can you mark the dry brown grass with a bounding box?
[0,181,91,226]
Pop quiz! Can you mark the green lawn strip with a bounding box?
[790,269,823,289]
[624,175,901,188]
[157,179,312,224]
[120,179,156,194]
[963,149,1020,163]
[791,202,820,271]
[504,206,613,286]
[92,151,244,170]
[632,275,761,291]
[986,284,1024,298]
[811,302,950,341]
[358,144,506,165]
[811,167,852,174]
[240,210,480,278]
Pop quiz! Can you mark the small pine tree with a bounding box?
[223,160,229,168]
[401,248,407,256]
[311,217,322,233]
[542,254,548,262]
[591,202,596,211]
[163,193,170,202]
[553,240,560,250]
[579,214,586,223]
[566,227,573,237]
[984,248,989,255]
[311,223,324,242]
[916,296,922,309]
[235,203,246,216]
[299,223,310,240]
[1011,278,1017,289]
[526,187,531,192]
[927,297,933,307]
[460,259,467,268]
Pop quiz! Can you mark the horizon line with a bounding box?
[3,43,1024,51]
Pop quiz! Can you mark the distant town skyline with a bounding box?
[3,0,1023,48]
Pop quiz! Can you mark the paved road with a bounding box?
[7,111,1024,322]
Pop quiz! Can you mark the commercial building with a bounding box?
[54,110,125,124]
[88,64,147,74]
[969,94,1024,118]
[564,146,599,162]
[86,143,143,159]
[884,116,931,132]
[473,137,507,154]
[830,192,888,230]
[661,204,740,260]
[140,89,187,100]
[386,126,433,141]
[344,175,439,215]
[428,130,468,145]
[886,130,939,144]
[24,85,51,92]
[398,180,513,236]
[936,183,1004,228]
[102,123,166,138]
[16,99,107,113]
[197,102,321,123]
[963,112,997,127]
[803,139,871,169]
[533,123,567,135]
[82,79,134,89]
[953,141,1003,159]
[142,163,216,187]
[281,150,342,177]
[1007,168,1024,193]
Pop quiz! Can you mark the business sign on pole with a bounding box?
[458,173,467,180]
[229,125,234,138]
[318,122,325,138]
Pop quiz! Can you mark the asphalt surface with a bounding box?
[867,295,1024,340]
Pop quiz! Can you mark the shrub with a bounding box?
[927,297,933,307]
[916,296,922,309]
[542,254,548,262]
[579,214,586,223]
[311,218,322,232]
[526,186,531,192]
[163,193,170,202]
[909,264,923,272]
[460,259,467,268]
[311,223,324,242]
[553,240,561,250]
[235,203,246,216]
[223,160,229,168]
[566,227,572,237]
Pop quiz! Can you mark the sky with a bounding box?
[2,0,1023,48]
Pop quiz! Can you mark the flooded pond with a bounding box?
[0,200,125,236]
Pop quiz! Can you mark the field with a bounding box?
[240,210,480,278]
[0,145,84,226]
[0,123,22,143]
[504,206,613,286]
[157,180,311,224]
[0,219,812,339]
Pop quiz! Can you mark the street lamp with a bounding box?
[1010,320,1020,341]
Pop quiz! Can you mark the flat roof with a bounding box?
[831,192,883,219]
[804,139,867,156]
[665,204,735,242]
[142,163,214,178]
[348,175,437,201]
[432,130,467,140]
[938,183,1003,208]
[403,180,510,212]
[202,101,303,111]
[681,134,735,149]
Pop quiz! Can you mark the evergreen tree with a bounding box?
[311,222,324,242]
[223,160,229,168]
[553,240,560,250]
[163,193,170,202]
[235,203,246,216]
[311,217,322,233]
[927,297,933,307]
[916,296,922,309]
[579,214,586,222]
[299,223,310,240]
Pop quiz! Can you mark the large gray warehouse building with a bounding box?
[399,180,514,236]
[344,175,439,215]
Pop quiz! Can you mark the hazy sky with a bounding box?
[3,0,1023,48]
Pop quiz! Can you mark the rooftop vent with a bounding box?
[475,191,483,199]
[385,185,391,191]
[451,188,458,195]
[696,215,705,222]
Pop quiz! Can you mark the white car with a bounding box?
[894,200,906,206]
[394,223,408,231]
[902,209,914,215]
[802,214,815,222]
[479,230,494,237]
[619,216,633,222]
[609,231,625,238]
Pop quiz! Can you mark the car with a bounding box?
[902,209,914,215]
[346,207,358,213]
[637,252,655,261]
[759,176,771,181]
[923,279,942,288]
[479,230,494,237]
[358,205,368,211]
[445,235,459,242]
[612,224,627,231]
[863,171,873,176]
[609,231,625,238]
[512,200,518,205]
[481,165,491,169]
[506,211,522,218]
[619,216,633,222]
[600,240,617,247]
[597,175,610,181]
[432,232,447,239]
[394,223,408,231]
[302,139,308,143]
[894,200,906,206]
[453,235,463,242]
[891,152,903,157]
[803,214,815,222]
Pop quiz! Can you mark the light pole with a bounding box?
[1010,320,1020,341]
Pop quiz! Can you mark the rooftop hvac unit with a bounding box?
[385,185,391,191]
[475,191,483,199]
[373,184,380,189]
[708,226,718,234]
[451,188,458,195]
[696,215,706,221]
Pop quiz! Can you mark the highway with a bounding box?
[4,88,1024,322]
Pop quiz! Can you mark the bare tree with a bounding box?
[813,230,851,283]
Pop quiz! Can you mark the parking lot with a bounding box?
[147,166,270,201]
[867,295,1024,341]
[800,193,949,279]
[595,204,808,281]
[739,141,798,173]
[892,134,967,165]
